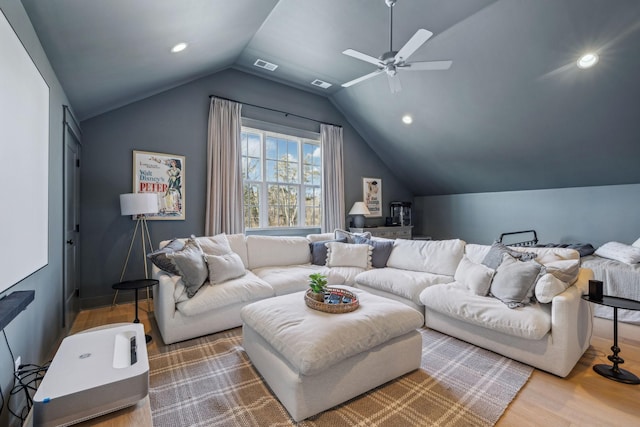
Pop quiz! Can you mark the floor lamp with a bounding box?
[112,193,159,308]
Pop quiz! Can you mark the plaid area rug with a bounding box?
[149,327,532,426]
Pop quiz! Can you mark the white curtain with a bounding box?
[321,124,345,232]
[205,98,244,235]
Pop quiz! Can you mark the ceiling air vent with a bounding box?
[253,59,278,71]
[311,79,332,89]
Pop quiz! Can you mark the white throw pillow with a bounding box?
[204,253,246,284]
[535,273,570,303]
[454,255,495,296]
[197,233,232,256]
[325,242,372,269]
[594,241,640,264]
[632,237,640,248]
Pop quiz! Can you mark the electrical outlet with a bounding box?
[14,356,21,373]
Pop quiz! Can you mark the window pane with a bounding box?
[266,160,277,182]
[288,140,298,161]
[266,136,277,160]
[248,158,261,181]
[248,134,261,157]
[241,133,248,156]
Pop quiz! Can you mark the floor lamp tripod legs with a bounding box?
[112,217,154,310]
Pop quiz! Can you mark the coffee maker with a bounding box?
[390,202,411,226]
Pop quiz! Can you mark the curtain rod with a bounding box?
[209,94,342,128]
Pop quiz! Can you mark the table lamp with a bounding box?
[113,193,159,306]
[349,202,371,228]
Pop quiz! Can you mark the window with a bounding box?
[241,126,321,230]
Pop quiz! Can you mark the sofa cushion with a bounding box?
[204,253,246,284]
[246,235,311,269]
[147,238,184,275]
[420,282,551,340]
[176,271,274,316]
[535,273,571,303]
[326,242,372,269]
[353,236,394,268]
[251,264,344,296]
[355,267,453,305]
[454,255,495,296]
[165,238,208,298]
[226,233,249,268]
[307,232,335,242]
[309,238,347,266]
[240,287,424,375]
[490,254,543,308]
[386,239,465,276]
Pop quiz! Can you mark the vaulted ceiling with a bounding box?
[21,0,640,196]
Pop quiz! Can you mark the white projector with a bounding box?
[33,323,149,427]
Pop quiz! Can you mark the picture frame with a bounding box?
[362,177,382,217]
[133,150,185,220]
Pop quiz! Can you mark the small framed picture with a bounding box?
[362,177,382,217]
[133,150,185,220]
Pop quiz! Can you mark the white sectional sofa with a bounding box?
[151,232,593,378]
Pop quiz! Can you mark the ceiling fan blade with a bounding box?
[342,69,384,88]
[342,49,383,66]
[387,74,402,94]
[394,29,433,63]
[399,60,453,71]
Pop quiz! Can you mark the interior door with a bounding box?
[63,106,81,330]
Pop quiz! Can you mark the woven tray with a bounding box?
[305,288,359,314]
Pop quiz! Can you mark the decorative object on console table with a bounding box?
[113,193,158,308]
[390,201,412,226]
[581,294,640,384]
[348,202,370,228]
[350,225,412,239]
[133,150,185,220]
[362,177,382,217]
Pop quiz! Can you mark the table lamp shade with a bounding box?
[120,193,159,216]
[349,202,370,216]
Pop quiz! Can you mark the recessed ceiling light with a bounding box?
[577,53,598,69]
[171,42,188,53]
[402,115,413,124]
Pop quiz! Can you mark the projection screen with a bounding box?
[0,9,49,293]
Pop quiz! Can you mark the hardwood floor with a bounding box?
[70,302,640,426]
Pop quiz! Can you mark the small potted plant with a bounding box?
[308,273,328,302]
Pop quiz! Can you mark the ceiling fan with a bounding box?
[341,0,452,93]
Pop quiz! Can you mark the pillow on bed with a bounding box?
[325,242,372,269]
[594,241,640,264]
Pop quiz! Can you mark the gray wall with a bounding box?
[79,68,413,307]
[0,1,70,424]
[414,183,640,246]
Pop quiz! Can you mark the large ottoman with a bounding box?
[240,287,424,421]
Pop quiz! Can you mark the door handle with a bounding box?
[66,239,74,245]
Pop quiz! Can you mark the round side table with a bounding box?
[582,294,640,385]
[112,279,158,343]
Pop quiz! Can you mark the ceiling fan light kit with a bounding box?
[342,0,452,93]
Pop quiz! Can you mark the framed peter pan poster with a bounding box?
[362,177,382,217]
[133,150,185,220]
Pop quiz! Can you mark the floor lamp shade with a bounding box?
[120,193,159,216]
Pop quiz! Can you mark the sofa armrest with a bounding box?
[152,268,179,333]
[550,267,594,365]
